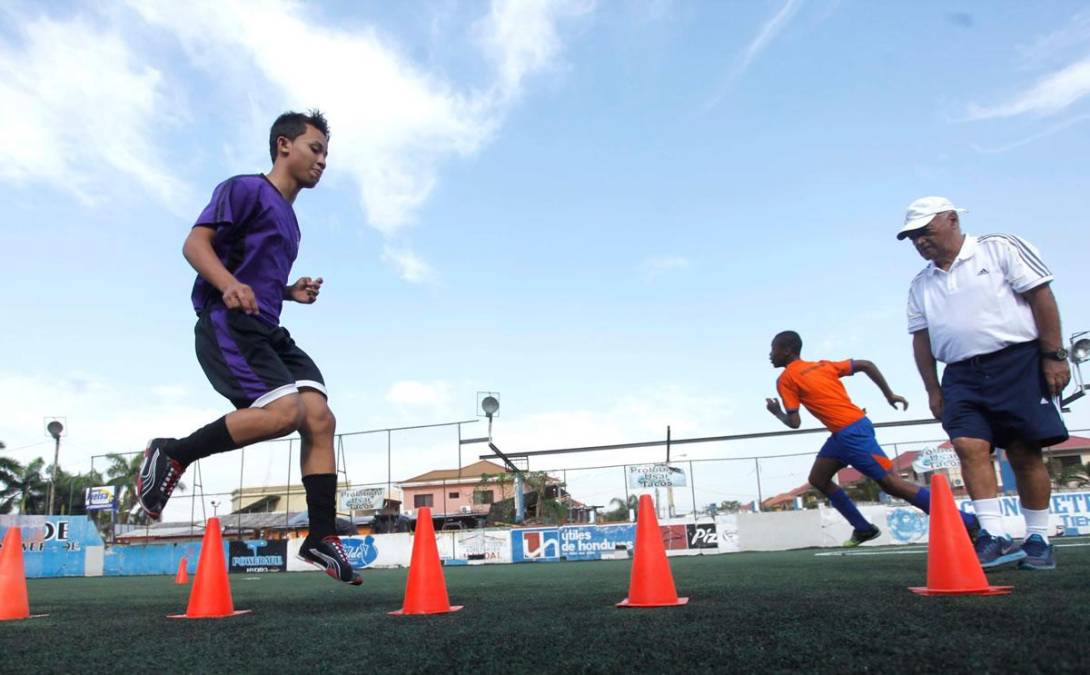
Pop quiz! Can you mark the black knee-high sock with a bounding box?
[164,417,240,467]
[303,473,338,540]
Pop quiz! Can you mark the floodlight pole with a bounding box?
[46,420,64,516]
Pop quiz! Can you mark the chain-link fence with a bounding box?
[88,421,1090,539]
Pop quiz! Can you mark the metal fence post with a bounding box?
[754,457,763,511]
[689,460,697,519]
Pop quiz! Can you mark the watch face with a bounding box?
[1057,348,1069,360]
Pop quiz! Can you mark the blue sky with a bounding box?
[2,1,1089,516]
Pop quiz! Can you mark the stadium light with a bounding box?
[477,392,501,440]
[1062,331,1090,409]
[45,419,64,515]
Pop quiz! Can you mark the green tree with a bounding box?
[844,479,881,503]
[50,467,104,515]
[717,499,743,513]
[103,452,185,523]
[523,470,567,524]
[1051,461,1090,489]
[0,455,24,513]
[0,457,48,514]
[601,495,638,522]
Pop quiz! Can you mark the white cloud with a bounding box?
[0,371,222,474]
[733,0,802,81]
[474,0,594,104]
[0,8,190,209]
[699,0,802,113]
[382,245,435,284]
[966,55,1090,120]
[1016,10,1090,70]
[971,113,1090,154]
[127,0,592,245]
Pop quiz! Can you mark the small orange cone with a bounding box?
[175,556,189,585]
[910,474,1012,596]
[617,494,688,608]
[389,507,462,615]
[169,518,250,618]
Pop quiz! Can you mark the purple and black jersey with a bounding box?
[191,174,300,326]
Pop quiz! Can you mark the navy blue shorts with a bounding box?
[817,417,894,481]
[941,341,1068,448]
[194,307,326,409]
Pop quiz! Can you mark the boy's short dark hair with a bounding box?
[268,109,330,163]
[773,330,803,354]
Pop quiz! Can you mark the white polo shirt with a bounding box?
[906,234,1053,363]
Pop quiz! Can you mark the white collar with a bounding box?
[926,234,977,274]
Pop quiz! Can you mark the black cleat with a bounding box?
[136,438,185,521]
[298,535,363,586]
[843,525,881,548]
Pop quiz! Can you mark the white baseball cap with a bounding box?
[897,196,967,240]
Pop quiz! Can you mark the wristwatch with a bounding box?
[1041,347,1068,361]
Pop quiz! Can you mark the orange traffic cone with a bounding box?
[169,518,251,618]
[617,494,688,608]
[175,556,189,585]
[389,507,462,615]
[1,527,34,621]
[910,474,1012,596]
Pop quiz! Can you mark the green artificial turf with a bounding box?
[2,542,1088,673]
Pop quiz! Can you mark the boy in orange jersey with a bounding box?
[765,331,978,546]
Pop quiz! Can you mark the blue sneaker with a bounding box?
[974,530,1027,569]
[1017,534,1056,570]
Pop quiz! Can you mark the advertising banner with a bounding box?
[911,447,961,472]
[0,515,104,578]
[686,523,719,549]
[627,463,687,489]
[661,524,688,551]
[339,487,386,511]
[84,486,118,512]
[331,533,413,570]
[437,529,513,564]
[511,524,637,562]
[228,540,287,573]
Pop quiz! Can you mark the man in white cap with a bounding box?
[899,196,1070,570]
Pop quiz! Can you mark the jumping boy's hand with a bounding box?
[223,280,259,315]
[287,276,323,304]
[765,398,784,416]
[886,394,909,411]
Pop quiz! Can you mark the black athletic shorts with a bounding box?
[941,340,1068,448]
[194,306,326,409]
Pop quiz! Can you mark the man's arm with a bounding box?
[912,330,943,420]
[765,398,801,429]
[851,360,908,410]
[1023,283,1071,398]
[183,227,259,315]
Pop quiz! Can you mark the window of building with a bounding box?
[414,494,434,508]
[473,490,494,505]
[449,492,460,499]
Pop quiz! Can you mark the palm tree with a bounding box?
[104,452,185,523]
[105,453,143,523]
[0,458,48,514]
[0,455,24,513]
[51,467,104,515]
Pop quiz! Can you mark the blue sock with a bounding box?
[909,487,978,529]
[909,487,931,512]
[828,488,872,531]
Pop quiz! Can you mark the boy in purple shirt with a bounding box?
[137,110,360,586]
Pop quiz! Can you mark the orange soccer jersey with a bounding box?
[776,359,866,432]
